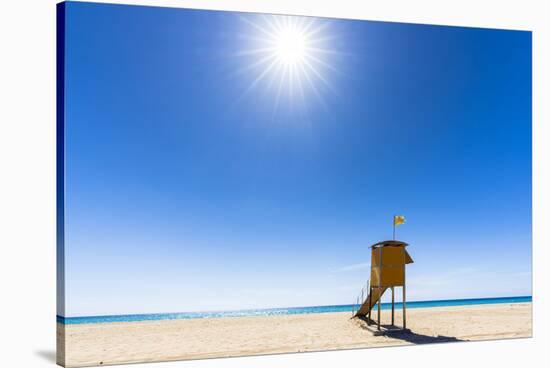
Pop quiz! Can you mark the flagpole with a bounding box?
[393,215,396,240]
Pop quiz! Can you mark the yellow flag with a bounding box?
[394,215,405,226]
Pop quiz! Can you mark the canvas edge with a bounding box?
[56,1,67,367]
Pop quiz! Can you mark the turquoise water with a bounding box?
[58,296,531,325]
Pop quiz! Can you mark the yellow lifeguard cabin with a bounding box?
[353,240,413,332]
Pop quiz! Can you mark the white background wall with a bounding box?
[0,0,548,367]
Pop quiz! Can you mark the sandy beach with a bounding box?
[58,303,532,367]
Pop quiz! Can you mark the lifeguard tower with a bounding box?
[352,240,413,332]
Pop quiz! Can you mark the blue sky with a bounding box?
[62,2,531,316]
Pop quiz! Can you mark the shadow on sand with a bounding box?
[355,316,464,344]
[379,328,464,344]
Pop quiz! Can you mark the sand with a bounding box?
[58,303,532,367]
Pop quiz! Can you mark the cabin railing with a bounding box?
[351,280,370,317]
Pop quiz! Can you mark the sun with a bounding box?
[273,25,308,66]
[235,14,337,113]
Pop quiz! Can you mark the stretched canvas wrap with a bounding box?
[56,1,532,367]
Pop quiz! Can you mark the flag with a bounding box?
[394,215,405,226]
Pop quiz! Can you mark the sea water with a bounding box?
[58,295,531,325]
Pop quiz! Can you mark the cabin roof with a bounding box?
[370,240,409,248]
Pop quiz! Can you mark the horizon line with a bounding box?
[59,295,532,320]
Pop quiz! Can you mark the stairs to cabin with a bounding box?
[352,280,387,318]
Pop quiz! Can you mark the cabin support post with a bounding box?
[402,284,407,330]
[377,290,381,331]
[391,286,395,325]
[367,286,372,325]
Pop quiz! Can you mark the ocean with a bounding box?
[58,295,531,325]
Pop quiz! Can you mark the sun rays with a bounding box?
[234,14,339,118]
